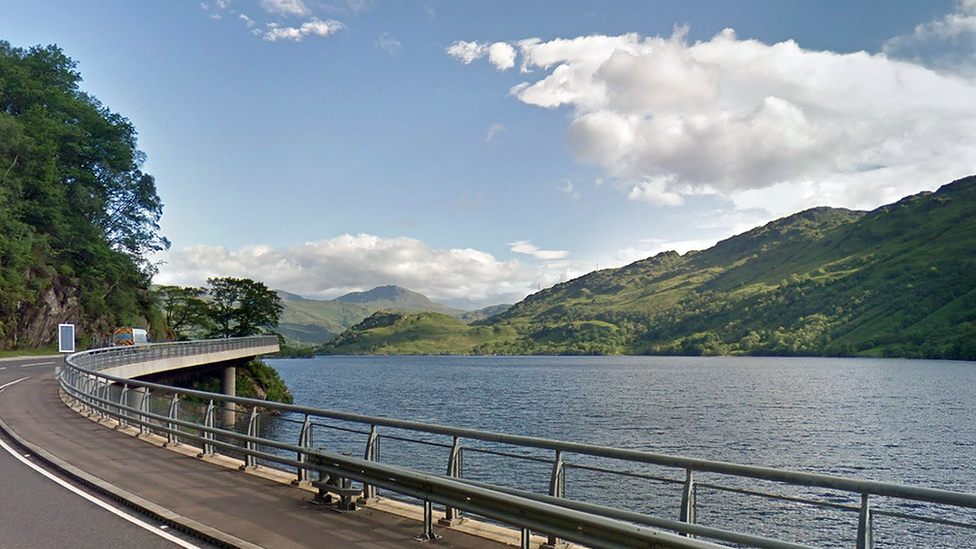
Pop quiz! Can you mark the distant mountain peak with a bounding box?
[334,285,422,304]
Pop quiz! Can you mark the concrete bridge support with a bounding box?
[221,363,237,427]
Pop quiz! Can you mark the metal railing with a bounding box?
[69,335,279,371]
[57,342,976,549]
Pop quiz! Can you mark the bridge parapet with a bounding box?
[69,336,279,379]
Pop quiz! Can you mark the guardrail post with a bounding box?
[165,393,180,446]
[294,414,312,484]
[198,399,216,457]
[415,500,440,542]
[118,384,129,429]
[439,436,463,526]
[680,468,696,534]
[98,378,112,420]
[240,406,259,470]
[856,493,873,549]
[82,375,94,416]
[139,388,151,436]
[360,425,379,503]
[542,450,566,549]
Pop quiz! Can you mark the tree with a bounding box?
[0,41,169,275]
[0,41,169,347]
[155,285,211,340]
[205,277,282,338]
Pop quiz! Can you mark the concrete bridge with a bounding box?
[2,340,976,549]
[73,336,280,425]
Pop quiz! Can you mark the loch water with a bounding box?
[263,355,976,548]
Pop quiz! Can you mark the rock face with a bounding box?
[13,278,82,348]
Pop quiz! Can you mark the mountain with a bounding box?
[322,176,976,359]
[276,285,496,346]
[334,285,465,316]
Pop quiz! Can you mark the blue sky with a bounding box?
[3,1,975,308]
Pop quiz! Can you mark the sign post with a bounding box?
[58,323,75,354]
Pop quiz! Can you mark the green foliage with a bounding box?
[154,278,284,340]
[0,41,168,348]
[273,344,317,358]
[323,177,976,359]
[155,285,211,340]
[205,277,283,338]
[237,359,293,403]
[182,359,293,404]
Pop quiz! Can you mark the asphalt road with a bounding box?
[0,356,207,549]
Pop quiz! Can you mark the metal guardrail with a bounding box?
[69,335,279,371]
[57,341,976,549]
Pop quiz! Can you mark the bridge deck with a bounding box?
[0,372,513,549]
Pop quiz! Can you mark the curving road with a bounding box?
[0,356,208,549]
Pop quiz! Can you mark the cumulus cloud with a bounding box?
[155,235,564,309]
[508,240,569,260]
[446,40,487,64]
[261,0,309,17]
[628,176,684,206]
[884,0,976,72]
[488,42,517,70]
[452,20,976,216]
[447,40,517,70]
[264,18,344,41]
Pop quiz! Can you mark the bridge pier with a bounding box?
[221,365,237,427]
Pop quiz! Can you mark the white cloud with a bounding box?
[446,40,488,64]
[261,0,309,17]
[447,41,516,70]
[452,21,976,216]
[485,123,506,142]
[263,18,344,41]
[239,14,256,28]
[884,0,976,73]
[508,240,569,260]
[627,176,684,206]
[488,42,517,70]
[155,235,549,309]
[377,33,402,56]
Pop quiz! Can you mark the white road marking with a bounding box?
[0,377,29,391]
[0,436,205,548]
[0,376,204,548]
[21,360,57,368]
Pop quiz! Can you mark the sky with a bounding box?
[3,1,976,309]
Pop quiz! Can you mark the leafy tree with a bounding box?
[205,277,283,338]
[0,42,169,271]
[0,41,169,347]
[155,285,211,339]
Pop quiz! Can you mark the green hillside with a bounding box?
[276,285,497,346]
[323,176,976,359]
[320,311,518,354]
[276,291,373,345]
